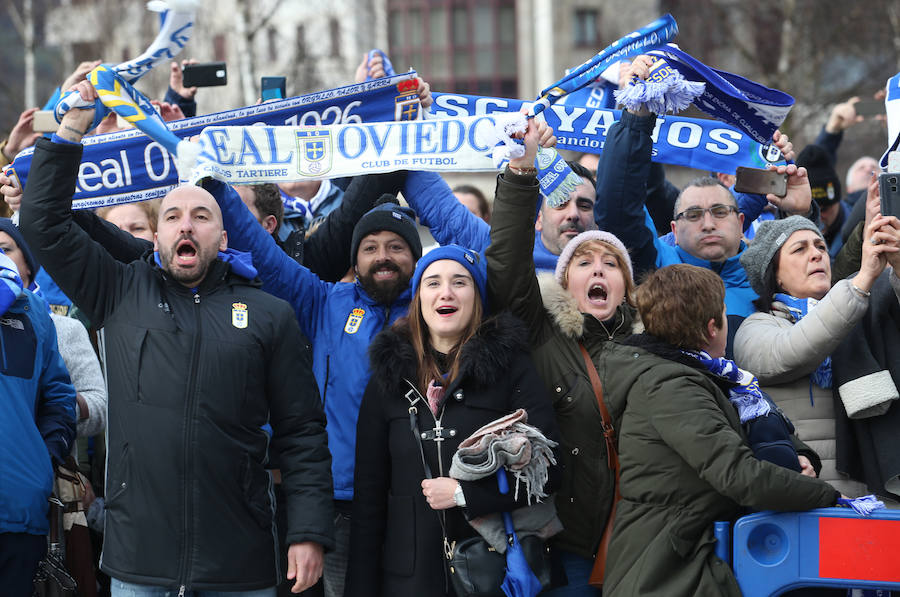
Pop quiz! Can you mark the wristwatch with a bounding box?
[453,482,467,507]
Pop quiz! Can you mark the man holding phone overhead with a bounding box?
[594,55,815,358]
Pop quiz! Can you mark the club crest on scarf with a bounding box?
[394,78,421,121]
[231,301,248,329]
[296,130,333,176]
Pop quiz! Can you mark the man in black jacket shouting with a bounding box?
[20,81,333,596]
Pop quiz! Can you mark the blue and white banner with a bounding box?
[647,44,794,145]
[4,73,421,209]
[559,61,622,111]
[430,93,784,174]
[532,14,678,116]
[54,0,197,129]
[189,116,502,185]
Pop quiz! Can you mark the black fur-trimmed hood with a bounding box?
[367,311,530,397]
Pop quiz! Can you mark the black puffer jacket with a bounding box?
[345,313,560,597]
[21,139,334,592]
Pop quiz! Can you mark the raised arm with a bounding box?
[203,178,330,340]
[72,208,153,263]
[403,170,490,251]
[19,83,134,326]
[735,216,898,383]
[304,170,407,281]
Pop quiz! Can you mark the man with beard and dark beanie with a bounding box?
[205,183,422,597]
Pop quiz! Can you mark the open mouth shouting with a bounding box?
[435,305,459,317]
[175,238,199,267]
[587,282,608,306]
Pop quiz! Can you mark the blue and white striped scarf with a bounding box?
[773,293,832,389]
[682,349,771,423]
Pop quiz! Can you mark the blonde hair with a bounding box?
[564,239,636,306]
[96,200,161,234]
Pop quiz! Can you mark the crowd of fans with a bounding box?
[1,41,899,597]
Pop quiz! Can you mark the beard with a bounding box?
[158,234,217,287]
[357,259,411,305]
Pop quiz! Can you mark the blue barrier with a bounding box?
[719,507,900,596]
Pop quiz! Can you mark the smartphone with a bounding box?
[879,172,900,218]
[734,167,788,197]
[261,76,286,101]
[854,99,884,117]
[182,62,227,87]
[32,110,59,133]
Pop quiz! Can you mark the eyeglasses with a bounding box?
[674,204,739,222]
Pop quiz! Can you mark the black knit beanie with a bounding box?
[797,144,841,207]
[350,194,422,266]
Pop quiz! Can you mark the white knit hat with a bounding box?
[554,230,634,286]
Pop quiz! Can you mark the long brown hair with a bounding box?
[404,288,484,393]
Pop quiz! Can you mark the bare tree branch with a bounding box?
[248,0,287,38]
[6,0,24,36]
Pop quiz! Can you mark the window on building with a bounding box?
[296,24,306,54]
[267,27,278,62]
[387,0,516,97]
[72,41,103,64]
[329,18,341,58]
[213,34,226,62]
[573,8,599,48]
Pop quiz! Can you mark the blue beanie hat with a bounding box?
[0,218,38,282]
[411,244,487,311]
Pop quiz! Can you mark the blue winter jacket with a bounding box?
[206,179,409,500]
[1,289,77,535]
[594,111,764,358]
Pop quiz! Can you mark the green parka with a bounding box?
[485,170,639,559]
[598,335,839,597]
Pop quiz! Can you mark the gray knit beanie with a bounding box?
[740,215,823,295]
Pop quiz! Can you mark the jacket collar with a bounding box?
[674,241,748,284]
[533,232,560,272]
[367,311,528,397]
[149,253,260,296]
[622,333,738,391]
[537,271,638,340]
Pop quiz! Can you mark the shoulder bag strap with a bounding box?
[404,379,433,480]
[578,343,619,475]
[579,343,621,587]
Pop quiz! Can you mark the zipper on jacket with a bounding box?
[322,355,330,404]
[177,291,203,588]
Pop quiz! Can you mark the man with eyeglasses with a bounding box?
[595,56,814,357]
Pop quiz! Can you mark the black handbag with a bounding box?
[448,533,551,597]
[33,496,77,597]
[404,381,552,597]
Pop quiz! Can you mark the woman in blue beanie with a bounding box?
[346,244,561,597]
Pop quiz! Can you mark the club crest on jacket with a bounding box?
[344,307,365,334]
[232,301,248,329]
